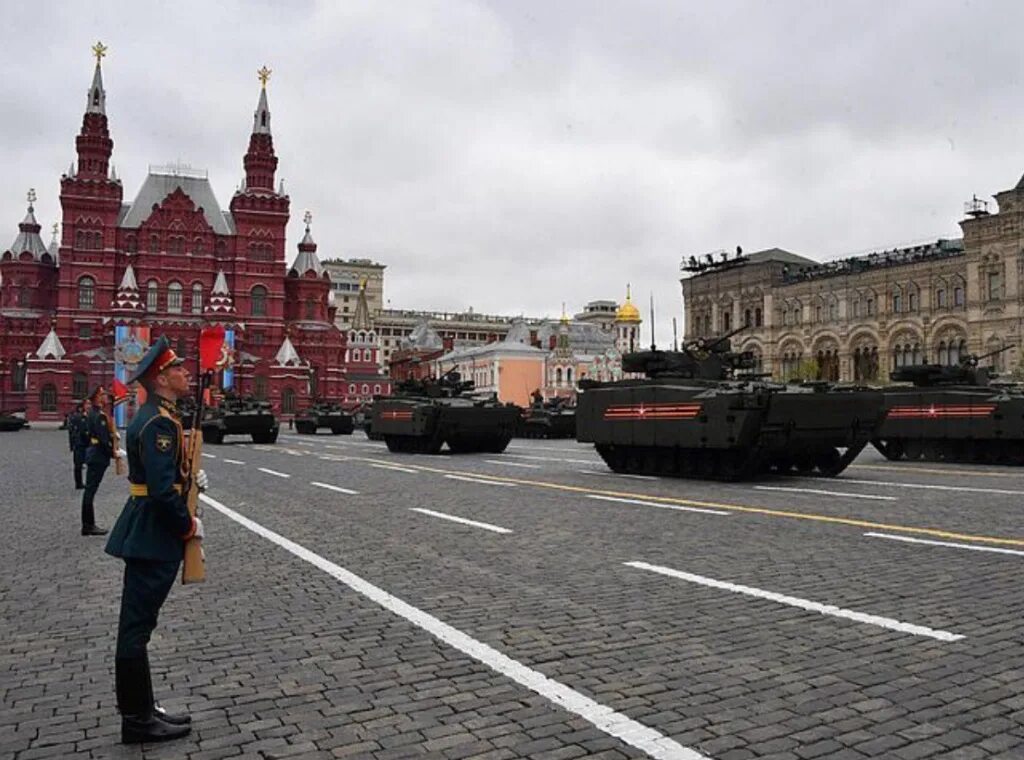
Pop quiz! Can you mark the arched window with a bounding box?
[828,297,838,321]
[555,367,563,385]
[149,234,160,253]
[936,288,946,308]
[167,281,183,313]
[169,237,184,255]
[126,234,137,253]
[40,383,57,412]
[191,283,203,314]
[253,375,268,400]
[566,368,573,385]
[892,289,902,314]
[349,384,356,394]
[954,286,964,307]
[77,276,96,309]
[193,237,204,256]
[754,308,762,327]
[72,372,88,400]
[305,299,315,320]
[361,384,369,394]
[866,298,875,316]
[146,280,159,312]
[281,387,296,414]
[908,290,917,312]
[11,361,26,392]
[251,285,267,316]
[17,287,31,307]
[723,312,732,331]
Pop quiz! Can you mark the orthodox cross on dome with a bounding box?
[257,65,272,88]
[303,210,312,228]
[92,41,108,64]
[52,222,59,236]
[27,188,36,207]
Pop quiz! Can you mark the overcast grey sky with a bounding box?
[4,1,1024,344]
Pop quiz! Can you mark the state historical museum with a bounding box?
[0,49,389,422]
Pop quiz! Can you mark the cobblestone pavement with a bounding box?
[2,429,1023,759]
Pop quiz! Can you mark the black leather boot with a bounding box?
[82,525,108,536]
[142,653,191,725]
[116,658,190,744]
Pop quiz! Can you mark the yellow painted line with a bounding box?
[350,455,1024,548]
[850,463,1023,479]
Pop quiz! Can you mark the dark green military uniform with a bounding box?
[68,406,88,489]
[82,403,114,532]
[105,336,195,743]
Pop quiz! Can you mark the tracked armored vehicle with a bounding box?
[372,370,519,454]
[201,393,279,444]
[517,397,577,439]
[0,409,29,432]
[872,347,1024,464]
[576,328,884,480]
[294,400,354,435]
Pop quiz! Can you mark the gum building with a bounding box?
[680,178,1024,383]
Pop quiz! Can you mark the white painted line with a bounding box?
[369,463,420,474]
[311,481,360,496]
[586,494,730,516]
[626,561,964,642]
[282,449,305,457]
[318,455,349,462]
[505,453,597,465]
[222,458,246,465]
[754,485,897,502]
[578,469,659,481]
[410,508,512,534]
[444,474,518,488]
[865,532,1024,557]
[202,452,217,459]
[291,440,315,447]
[831,478,1024,498]
[509,445,593,454]
[198,494,704,760]
[257,467,291,479]
[484,459,541,469]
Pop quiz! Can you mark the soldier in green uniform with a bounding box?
[105,336,208,744]
[68,399,90,489]
[81,387,121,535]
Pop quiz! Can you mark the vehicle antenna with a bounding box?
[649,292,656,350]
[672,317,678,352]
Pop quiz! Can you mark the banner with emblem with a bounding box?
[222,329,236,389]
[114,325,150,427]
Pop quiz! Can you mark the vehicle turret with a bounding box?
[889,345,1011,387]
[620,325,755,380]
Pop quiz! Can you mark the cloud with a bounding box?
[4,0,1024,345]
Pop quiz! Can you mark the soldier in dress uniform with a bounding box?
[68,399,90,489]
[81,387,122,535]
[105,336,208,744]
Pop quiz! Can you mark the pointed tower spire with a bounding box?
[290,210,324,277]
[274,335,302,366]
[239,65,279,193]
[351,277,373,330]
[86,42,107,114]
[74,42,114,180]
[205,270,236,314]
[112,264,143,312]
[8,189,50,261]
[48,223,60,265]
[36,327,67,360]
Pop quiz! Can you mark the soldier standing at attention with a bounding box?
[105,336,208,744]
[68,400,90,489]
[81,387,122,535]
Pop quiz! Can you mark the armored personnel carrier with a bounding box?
[872,347,1024,464]
[576,327,884,480]
[517,396,577,439]
[372,370,520,454]
[200,393,279,444]
[294,400,354,435]
[0,409,29,432]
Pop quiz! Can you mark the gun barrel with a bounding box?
[974,344,1012,363]
[704,323,749,351]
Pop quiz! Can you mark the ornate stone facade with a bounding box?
[681,178,1024,383]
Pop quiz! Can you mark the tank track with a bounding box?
[872,438,1024,465]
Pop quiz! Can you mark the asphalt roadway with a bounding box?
[2,429,1022,760]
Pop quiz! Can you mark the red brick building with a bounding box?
[0,51,389,422]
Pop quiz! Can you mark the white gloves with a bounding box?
[196,469,209,492]
[192,517,204,540]
[116,448,127,459]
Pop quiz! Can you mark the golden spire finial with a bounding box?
[561,302,569,323]
[92,41,108,65]
[27,188,37,206]
[359,276,368,292]
[257,65,272,88]
[626,283,632,302]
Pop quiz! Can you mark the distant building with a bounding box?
[680,177,1024,382]
[321,258,385,329]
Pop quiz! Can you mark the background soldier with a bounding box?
[81,387,123,536]
[105,336,207,744]
[68,399,91,489]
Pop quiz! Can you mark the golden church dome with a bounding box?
[615,285,641,322]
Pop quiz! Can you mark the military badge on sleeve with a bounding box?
[155,434,173,453]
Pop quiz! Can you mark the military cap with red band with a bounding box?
[126,335,186,384]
